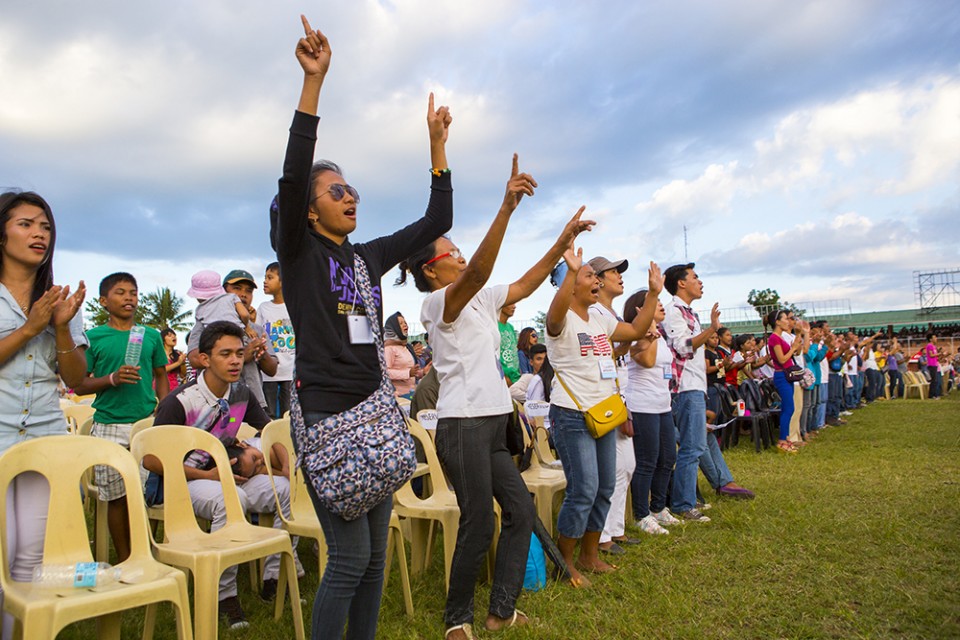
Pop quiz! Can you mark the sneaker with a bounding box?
[260,578,278,602]
[638,514,669,535]
[219,595,249,630]
[679,508,711,523]
[652,508,680,526]
[840,410,853,416]
[696,501,712,511]
[717,484,755,499]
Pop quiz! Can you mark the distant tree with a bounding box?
[747,288,805,324]
[140,287,193,331]
[533,311,547,337]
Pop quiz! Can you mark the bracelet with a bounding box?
[56,344,79,355]
[429,167,451,177]
[109,372,118,387]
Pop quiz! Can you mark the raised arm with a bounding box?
[545,245,581,337]
[505,206,595,306]
[274,16,331,259]
[611,263,663,342]
[441,155,536,323]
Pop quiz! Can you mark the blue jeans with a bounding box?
[929,366,942,398]
[844,374,860,409]
[887,369,903,398]
[773,372,794,441]
[670,391,707,513]
[550,405,616,538]
[302,411,391,640]
[699,432,733,490]
[630,412,675,519]
[827,373,843,418]
[816,382,827,428]
[435,414,533,625]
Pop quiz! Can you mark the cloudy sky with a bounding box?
[3,0,959,333]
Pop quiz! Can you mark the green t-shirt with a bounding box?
[85,324,167,424]
[498,321,521,385]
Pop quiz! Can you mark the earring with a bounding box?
[599,283,605,288]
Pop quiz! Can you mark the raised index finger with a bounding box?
[428,92,435,116]
[301,14,314,36]
[512,153,519,177]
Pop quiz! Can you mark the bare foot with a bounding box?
[563,561,592,588]
[576,557,618,574]
[485,610,529,631]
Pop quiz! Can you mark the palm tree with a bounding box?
[140,287,193,331]
[83,298,146,329]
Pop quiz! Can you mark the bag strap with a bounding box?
[554,357,621,411]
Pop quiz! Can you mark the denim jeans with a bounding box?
[302,411,392,640]
[630,412,675,519]
[698,432,733,490]
[435,414,534,626]
[928,366,943,398]
[799,386,814,436]
[550,405,616,538]
[865,369,883,401]
[772,372,794,441]
[669,391,707,513]
[816,382,828,427]
[263,380,292,419]
[887,369,903,398]
[844,374,860,409]
[827,373,843,418]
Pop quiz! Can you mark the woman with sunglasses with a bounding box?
[271,17,453,640]
[399,156,592,639]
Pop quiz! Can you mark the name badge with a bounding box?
[347,314,374,344]
[663,365,673,380]
[598,358,617,380]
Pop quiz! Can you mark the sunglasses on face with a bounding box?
[315,183,360,203]
[423,248,462,267]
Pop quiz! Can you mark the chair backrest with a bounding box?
[0,435,153,586]
[259,418,315,524]
[129,416,155,442]
[62,404,95,432]
[237,422,259,441]
[130,425,248,540]
[398,418,454,500]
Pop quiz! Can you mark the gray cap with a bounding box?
[587,256,629,274]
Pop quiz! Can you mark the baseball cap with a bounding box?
[587,256,629,274]
[222,269,258,289]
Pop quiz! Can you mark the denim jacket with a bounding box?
[0,285,88,454]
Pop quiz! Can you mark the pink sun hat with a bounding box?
[187,270,226,300]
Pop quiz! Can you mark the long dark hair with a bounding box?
[0,191,56,305]
[537,352,554,403]
[622,289,649,324]
[517,327,537,354]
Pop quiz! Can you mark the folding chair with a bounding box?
[0,435,192,640]
[131,425,304,640]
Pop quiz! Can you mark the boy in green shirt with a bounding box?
[74,272,168,561]
[498,303,521,385]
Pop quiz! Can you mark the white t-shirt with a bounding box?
[819,342,829,380]
[420,284,513,419]
[257,300,295,382]
[546,308,619,411]
[526,375,546,403]
[625,335,672,414]
[756,346,774,379]
[589,303,630,393]
[844,348,858,376]
[863,349,879,371]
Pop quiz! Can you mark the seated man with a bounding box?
[145,321,294,630]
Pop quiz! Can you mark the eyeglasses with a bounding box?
[423,249,462,267]
[314,183,360,203]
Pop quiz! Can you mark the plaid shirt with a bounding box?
[661,296,706,394]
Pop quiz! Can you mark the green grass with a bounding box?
[60,393,960,639]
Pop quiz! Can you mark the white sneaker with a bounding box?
[653,508,680,526]
[638,514,670,535]
[840,411,853,416]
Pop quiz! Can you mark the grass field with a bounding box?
[59,392,960,639]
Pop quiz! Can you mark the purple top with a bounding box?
[767,333,793,371]
[925,343,939,368]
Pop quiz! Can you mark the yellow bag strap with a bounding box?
[553,356,621,412]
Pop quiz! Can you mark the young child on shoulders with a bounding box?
[188,269,259,341]
[73,272,169,562]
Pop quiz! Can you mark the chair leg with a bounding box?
[95,498,110,563]
[193,563,221,640]
[19,613,55,640]
[172,572,194,640]
[752,420,762,453]
[281,551,305,640]
[408,519,430,576]
[393,524,414,619]
[96,612,122,640]
[143,602,158,640]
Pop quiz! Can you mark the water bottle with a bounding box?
[32,562,122,588]
[124,325,146,366]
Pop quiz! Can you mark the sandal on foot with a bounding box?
[445,623,475,639]
[486,610,530,631]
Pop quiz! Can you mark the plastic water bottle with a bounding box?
[32,562,122,588]
[124,325,146,366]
